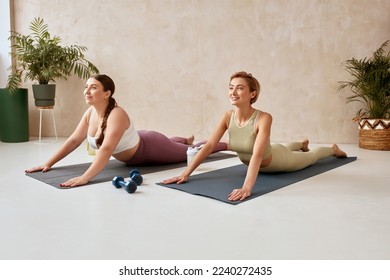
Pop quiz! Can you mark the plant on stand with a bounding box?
[338,40,390,150]
[7,17,99,106]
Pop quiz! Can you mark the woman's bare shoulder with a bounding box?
[257,109,272,118]
[108,106,131,127]
[223,109,234,118]
[110,106,129,117]
[82,107,94,123]
[221,110,234,124]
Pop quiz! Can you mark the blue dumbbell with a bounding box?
[112,176,137,194]
[129,169,143,186]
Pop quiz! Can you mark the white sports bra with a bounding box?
[87,109,140,154]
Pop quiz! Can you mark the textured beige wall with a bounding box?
[12,0,390,143]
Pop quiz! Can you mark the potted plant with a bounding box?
[338,40,390,150]
[6,17,99,107]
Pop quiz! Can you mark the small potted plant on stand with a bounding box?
[2,17,99,143]
[338,40,390,150]
[6,17,99,106]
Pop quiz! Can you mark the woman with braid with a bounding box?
[163,71,347,201]
[25,74,227,188]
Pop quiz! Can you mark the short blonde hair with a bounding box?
[230,71,261,104]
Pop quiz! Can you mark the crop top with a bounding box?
[228,110,272,163]
[87,109,140,154]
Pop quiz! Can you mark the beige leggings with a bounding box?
[260,142,334,173]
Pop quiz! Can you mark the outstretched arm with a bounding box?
[59,107,129,187]
[163,111,231,185]
[228,112,272,201]
[25,108,92,174]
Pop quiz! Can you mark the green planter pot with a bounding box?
[0,88,29,142]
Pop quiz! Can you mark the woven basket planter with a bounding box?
[358,119,390,150]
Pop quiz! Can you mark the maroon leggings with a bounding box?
[124,130,228,165]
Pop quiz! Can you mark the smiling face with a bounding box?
[229,77,257,107]
[84,78,111,105]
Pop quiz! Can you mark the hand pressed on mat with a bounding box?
[228,188,251,201]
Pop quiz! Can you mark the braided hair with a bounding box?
[92,74,117,147]
[230,71,261,104]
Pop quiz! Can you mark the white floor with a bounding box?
[0,139,389,260]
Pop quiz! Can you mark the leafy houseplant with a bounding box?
[338,40,390,150]
[7,17,99,106]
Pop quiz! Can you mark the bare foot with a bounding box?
[332,144,347,158]
[186,135,195,145]
[301,139,310,152]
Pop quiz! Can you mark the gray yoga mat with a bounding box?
[26,152,236,188]
[158,156,357,205]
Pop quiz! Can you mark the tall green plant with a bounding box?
[338,40,390,120]
[7,17,99,93]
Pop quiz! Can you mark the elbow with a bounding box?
[250,154,264,167]
[67,137,84,149]
[202,142,214,154]
[98,145,114,154]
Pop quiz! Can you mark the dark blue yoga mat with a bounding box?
[26,152,236,188]
[158,156,357,205]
